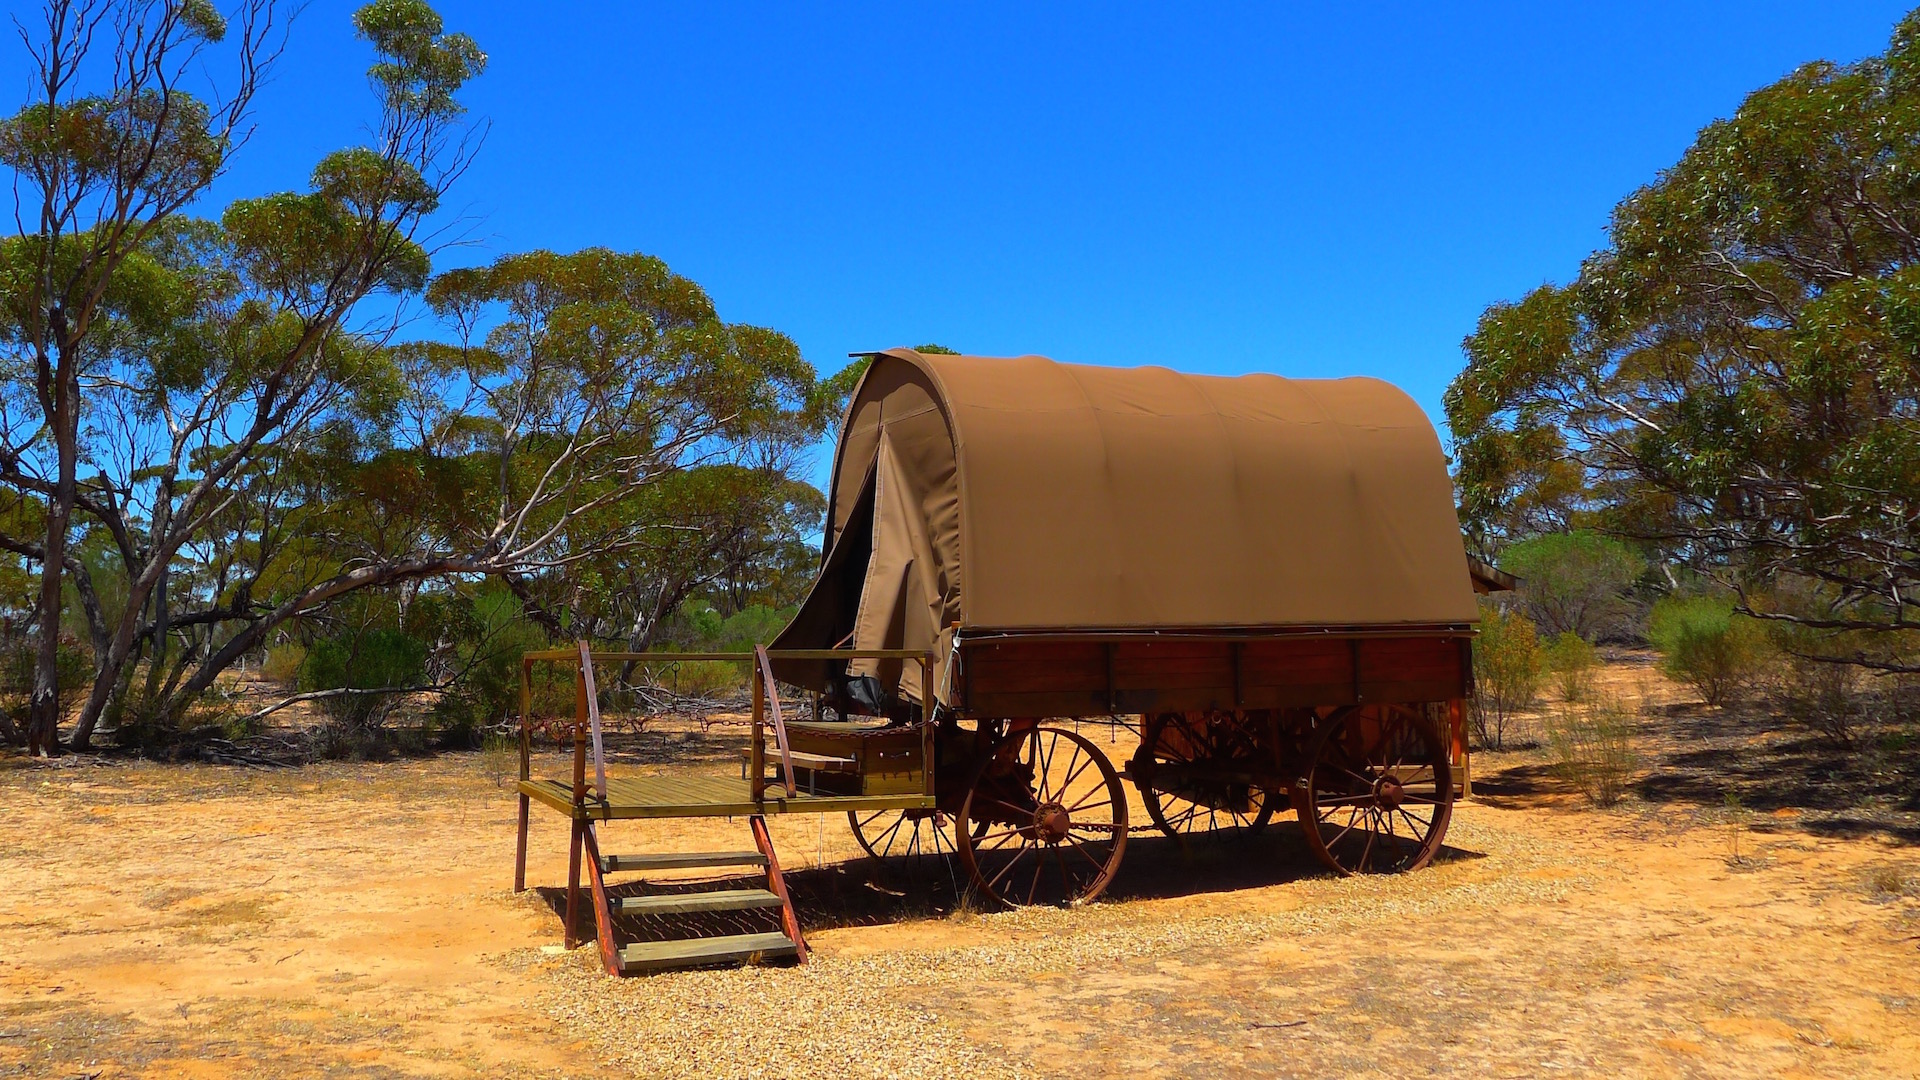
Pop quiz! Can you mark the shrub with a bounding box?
[261,642,307,685]
[1501,530,1647,641]
[667,659,748,698]
[299,628,429,729]
[1544,632,1599,703]
[431,586,552,747]
[0,634,93,696]
[678,603,799,653]
[1770,651,1862,747]
[1544,691,1639,806]
[1647,595,1769,707]
[1471,605,1544,749]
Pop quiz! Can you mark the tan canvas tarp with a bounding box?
[772,349,1478,704]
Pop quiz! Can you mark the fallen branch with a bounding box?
[237,683,452,725]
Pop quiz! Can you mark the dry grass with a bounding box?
[0,658,1916,1079]
[1543,690,1640,806]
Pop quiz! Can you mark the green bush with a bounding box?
[681,604,797,653]
[659,658,747,698]
[1471,605,1544,749]
[432,586,551,747]
[1544,632,1599,703]
[1,635,94,696]
[1501,530,1647,641]
[299,628,429,729]
[1648,596,1769,707]
[1544,691,1640,806]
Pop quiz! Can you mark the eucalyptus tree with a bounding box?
[0,0,487,750]
[411,248,829,654]
[0,0,283,752]
[1447,9,1920,671]
[102,246,828,736]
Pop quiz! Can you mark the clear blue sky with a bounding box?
[14,2,1915,459]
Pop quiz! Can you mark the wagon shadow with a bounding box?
[532,827,1487,941]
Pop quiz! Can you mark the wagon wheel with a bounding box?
[1134,712,1277,840]
[847,808,962,888]
[956,725,1129,907]
[1296,704,1453,876]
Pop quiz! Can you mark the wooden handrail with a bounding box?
[578,640,607,802]
[520,647,933,662]
[755,645,798,799]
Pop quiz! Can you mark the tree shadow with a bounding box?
[1470,698,1920,845]
[531,824,1488,942]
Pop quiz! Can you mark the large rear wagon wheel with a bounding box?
[1135,712,1276,840]
[1296,705,1453,876]
[956,725,1128,907]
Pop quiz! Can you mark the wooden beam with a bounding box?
[578,640,607,802]
[755,645,798,799]
[581,823,621,976]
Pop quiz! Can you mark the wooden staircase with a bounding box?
[572,814,809,975]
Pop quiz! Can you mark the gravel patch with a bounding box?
[536,818,1595,1079]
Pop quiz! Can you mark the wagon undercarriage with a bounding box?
[514,632,1471,975]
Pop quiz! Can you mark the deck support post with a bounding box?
[566,659,589,948]
[514,795,530,894]
[515,658,532,893]
[750,662,765,803]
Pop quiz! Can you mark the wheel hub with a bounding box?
[1374,775,1405,808]
[1035,801,1072,842]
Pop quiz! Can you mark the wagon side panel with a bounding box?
[958,633,1471,718]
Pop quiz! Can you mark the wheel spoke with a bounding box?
[977,795,1035,821]
[1056,747,1098,795]
[985,842,1033,889]
[1066,787,1114,814]
[875,815,908,856]
[1394,805,1432,843]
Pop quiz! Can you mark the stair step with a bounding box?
[618,931,798,974]
[614,888,782,916]
[600,850,767,873]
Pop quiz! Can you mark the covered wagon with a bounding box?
[770,347,1480,905]
[515,347,1481,973]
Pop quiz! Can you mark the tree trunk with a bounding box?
[27,335,77,756]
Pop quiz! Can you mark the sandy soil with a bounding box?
[2,668,1916,1079]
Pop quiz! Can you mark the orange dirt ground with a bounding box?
[1,662,1916,1079]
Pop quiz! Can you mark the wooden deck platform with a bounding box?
[519,773,936,821]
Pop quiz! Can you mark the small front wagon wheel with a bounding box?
[848,808,960,888]
[1297,705,1453,876]
[956,725,1128,907]
[1136,711,1277,841]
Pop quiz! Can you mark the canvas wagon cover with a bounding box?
[771,348,1478,703]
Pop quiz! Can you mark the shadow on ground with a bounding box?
[532,824,1487,946]
[1472,697,1920,845]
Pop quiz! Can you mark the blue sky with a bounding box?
[10,2,1912,467]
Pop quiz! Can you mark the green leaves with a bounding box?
[0,90,224,217]
[1446,6,1920,657]
[353,0,487,122]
